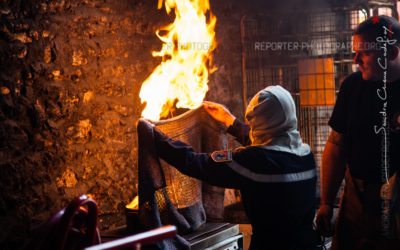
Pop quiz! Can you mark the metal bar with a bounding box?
[85,225,177,250]
[241,14,248,111]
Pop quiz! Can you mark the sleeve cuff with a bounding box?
[227,118,241,134]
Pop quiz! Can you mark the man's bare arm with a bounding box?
[316,129,346,236]
[321,129,346,206]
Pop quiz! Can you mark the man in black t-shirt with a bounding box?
[316,16,400,249]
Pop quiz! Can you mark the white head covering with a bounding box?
[245,85,310,156]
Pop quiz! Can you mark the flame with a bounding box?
[126,195,139,210]
[139,0,217,121]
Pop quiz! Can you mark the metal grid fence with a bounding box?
[240,3,397,200]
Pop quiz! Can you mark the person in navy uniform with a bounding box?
[146,85,320,249]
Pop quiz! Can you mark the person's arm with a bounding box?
[316,129,346,236]
[203,101,251,146]
[153,125,249,189]
[226,119,251,146]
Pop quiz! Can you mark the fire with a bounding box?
[126,195,139,210]
[139,0,217,121]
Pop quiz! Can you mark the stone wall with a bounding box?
[0,0,246,248]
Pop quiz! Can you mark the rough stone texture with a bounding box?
[0,0,250,248]
[0,0,166,248]
[207,1,244,119]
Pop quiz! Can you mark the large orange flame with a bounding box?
[139,0,217,121]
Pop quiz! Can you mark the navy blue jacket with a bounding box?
[154,119,318,249]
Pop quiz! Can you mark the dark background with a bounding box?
[0,0,373,248]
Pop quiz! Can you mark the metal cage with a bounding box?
[240,1,397,200]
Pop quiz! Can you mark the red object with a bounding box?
[24,194,176,250]
[372,15,380,24]
[24,194,100,250]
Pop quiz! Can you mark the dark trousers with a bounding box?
[332,169,400,250]
[249,230,323,250]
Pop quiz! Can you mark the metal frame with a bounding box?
[240,1,397,199]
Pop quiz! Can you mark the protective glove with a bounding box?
[203,101,236,128]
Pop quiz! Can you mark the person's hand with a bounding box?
[203,101,236,128]
[316,204,334,237]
